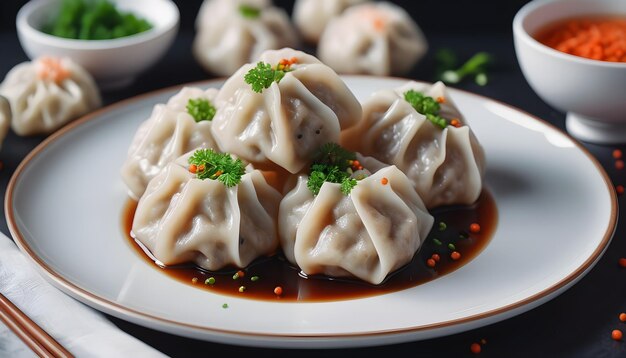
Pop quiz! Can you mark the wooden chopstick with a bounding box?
[0,293,73,358]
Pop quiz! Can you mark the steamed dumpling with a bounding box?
[279,163,433,285]
[0,96,10,149]
[293,0,367,44]
[121,87,219,200]
[132,150,282,271]
[211,48,362,173]
[341,81,486,208]
[193,0,298,76]
[318,2,427,76]
[0,57,101,136]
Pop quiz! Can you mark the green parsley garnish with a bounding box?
[239,4,261,18]
[404,90,448,129]
[186,98,216,122]
[188,149,246,187]
[307,143,359,196]
[244,61,293,93]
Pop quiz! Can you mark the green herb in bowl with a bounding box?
[42,0,153,40]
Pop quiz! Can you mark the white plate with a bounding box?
[6,77,617,348]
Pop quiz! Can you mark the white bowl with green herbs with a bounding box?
[17,0,179,89]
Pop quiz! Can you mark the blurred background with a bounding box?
[1,0,531,35]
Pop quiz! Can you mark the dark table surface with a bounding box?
[2,19,626,358]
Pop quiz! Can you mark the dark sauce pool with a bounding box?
[123,190,497,302]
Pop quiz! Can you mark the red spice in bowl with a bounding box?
[534,16,626,62]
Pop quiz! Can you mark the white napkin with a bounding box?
[0,232,169,358]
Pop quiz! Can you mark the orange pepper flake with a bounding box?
[198,164,206,172]
[616,160,624,170]
[535,17,626,63]
[469,223,481,234]
[191,277,198,284]
[613,149,623,159]
[451,251,461,260]
[619,258,626,267]
[470,342,482,354]
[450,119,461,128]
[289,57,298,64]
[612,329,623,341]
[431,253,440,262]
[617,185,624,195]
[426,258,436,268]
[274,286,283,296]
[619,313,626,322]
[381,177,389,185]
[436,96,446,103]
[36,57,71,84]
[236,270,245,278]
[189,164,198,173]
[373,18,385,31]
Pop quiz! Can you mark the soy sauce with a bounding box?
[123,191,497,302]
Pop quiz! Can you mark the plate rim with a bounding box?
[5,76,618,341]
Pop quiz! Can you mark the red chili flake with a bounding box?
[236,270,245,278]
[426,258,436,268]
[469,223,481,234]
[470,342,481,354]
[616,160,625,170]
[437,96,446,103]
[450,119,461,128]
[274,286,283,296]
[612,329,623,341]
[189,164,198,174]
[451,251,461,260]
[613,149,623,159]
[617,185,624,195]
[381,177,389,185]
[619,313,626,322]
[431,253,441,262]
[619,258,626,267]
[198,164,206,172]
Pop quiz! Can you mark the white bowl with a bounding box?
[513,0,626,144]
[17,0,179,90]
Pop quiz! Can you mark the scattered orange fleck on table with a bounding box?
[470,342,482,354]
[612,329,623,341]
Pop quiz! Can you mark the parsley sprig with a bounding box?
[188,149,246,187]
[186,98,216,122]
[404,90,448,129]
[307,143,359,196]
[244,61,293,93]
[239,4,261,18]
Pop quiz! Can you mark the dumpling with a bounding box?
[293,0,367,44]
[317,2,427,76]
[0,96,10,149]
[132,149,282,271]
[279,155,433,285]
[341,81,486,209]
[0,57,101,136]
[121,87,219,200]
[193,0,298,76]
[212,48,362,173]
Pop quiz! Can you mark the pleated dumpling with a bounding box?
[193,0,298,76]
[121,87,219,199]
[318,2,427,76]
[0,96,10,149]
[293,0,367,44]
[0,57,101,136]
[341,81,486,209]
[132,149,282,271]
[212,48,362,173]
[278,145,433,285]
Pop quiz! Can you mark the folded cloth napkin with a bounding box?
[0,232,168,357]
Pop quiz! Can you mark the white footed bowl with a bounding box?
[17,0,179,90]
[513,0,626,144]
